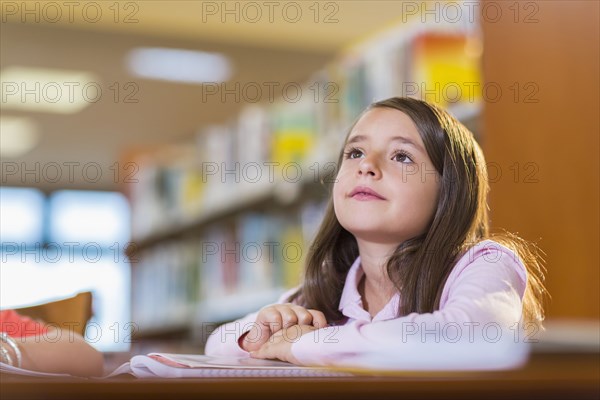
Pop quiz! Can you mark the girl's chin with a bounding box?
[342,225,398,240]
[341,214,388,227]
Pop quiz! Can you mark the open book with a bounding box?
[107,353,353,378]
[0,354,354,379]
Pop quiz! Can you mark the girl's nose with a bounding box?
[357,155,382,179]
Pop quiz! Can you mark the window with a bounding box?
[0,187,45,244]
[0,187,132,351]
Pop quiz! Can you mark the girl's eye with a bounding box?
[392,151,414,164]
[344,147,363,159]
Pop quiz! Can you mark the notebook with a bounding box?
[0,354,354,379]
[107,353,354,378]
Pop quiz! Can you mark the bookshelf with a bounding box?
[125,16,484,341]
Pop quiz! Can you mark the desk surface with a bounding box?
[1,351,598,400]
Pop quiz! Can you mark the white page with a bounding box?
[148,353,318,369]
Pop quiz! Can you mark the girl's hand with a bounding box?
[240,304,327,352]
[249,324,318,365]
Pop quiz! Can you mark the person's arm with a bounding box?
[4,328,104,377]
[204,287,300,357]
[290,242,529,367]
[204,311,260,357]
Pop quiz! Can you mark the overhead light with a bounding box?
[0,116,39,158]
[0,66,100,114]
[126,47,232,84]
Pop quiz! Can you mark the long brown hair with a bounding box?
[287,97,548,329]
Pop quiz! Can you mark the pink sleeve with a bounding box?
[291,243,529,367]
[203,287,300,357]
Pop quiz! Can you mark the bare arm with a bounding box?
[4,328,104,377]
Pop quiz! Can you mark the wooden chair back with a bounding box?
[14,292,93,336]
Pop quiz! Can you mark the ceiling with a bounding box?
[0,1,408,192]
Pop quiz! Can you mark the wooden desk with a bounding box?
[1,351,598,400]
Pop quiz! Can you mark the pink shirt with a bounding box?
[0,310,48,338]
[204,240,528,367]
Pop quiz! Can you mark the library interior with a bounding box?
[0,1,598,398]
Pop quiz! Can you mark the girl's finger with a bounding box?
[249,350,262,359]
[241,323,268,352]
[249,344,272,360]
[257,307,283,334]
[307,309,328,329]
[277,306,299,329]
[290,305,313,325]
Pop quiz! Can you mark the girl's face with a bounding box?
[333,108,441,245]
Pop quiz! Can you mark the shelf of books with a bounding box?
[125,16,484,340]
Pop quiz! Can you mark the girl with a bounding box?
[204,97,548,367]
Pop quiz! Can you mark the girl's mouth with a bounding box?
[349,186,386,200]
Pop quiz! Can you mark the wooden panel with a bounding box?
[480,1,599,319]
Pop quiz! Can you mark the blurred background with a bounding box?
[0,0,598,357]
